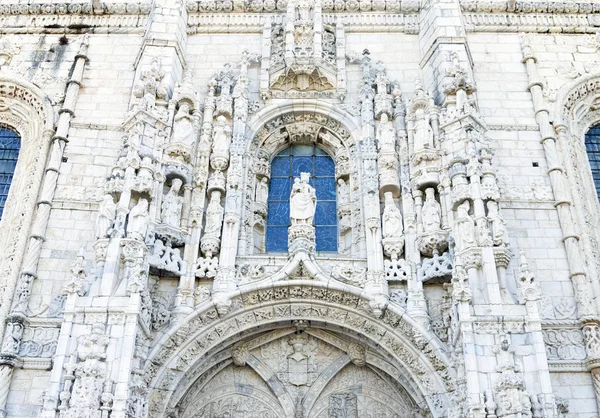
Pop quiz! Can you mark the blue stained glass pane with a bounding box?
[0,126,20,220]
[315,177,336,200]
[266,226,289,252]
[267,202,290,226]
[316,226,337,252]
[315,156,335,176]
[268,177,291,201]
[315,201,337,225]
[586,124,600,201]
[292,144,314,156]
[277,147,290,156]
[314,147,329,156]
[271,156,290,176]
[292,156,313,176]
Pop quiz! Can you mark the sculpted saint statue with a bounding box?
[204,190,224,236]
[255,177,269,205]
[127,198,149,240]
[422,187,441,233]
[377,113,396,150]
[337,179,349,206]
[95,194,117,239]
[212,115,232,155]
[454,200,475,251]
[161,178,183,228]
[487,201,509,247]
[382,192,403,239]
[413,108,434,152]
[172,103,195,146]
[290,172,316,225]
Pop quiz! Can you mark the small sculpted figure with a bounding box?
[161,179,184,228]
[95,194,116,239]
[454,200,475,251]
[422,188,441,233]
[212,116,232,155]
[127,198,149,240]
[172,103,195,146]
[382,192,403,239]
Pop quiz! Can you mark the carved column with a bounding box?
[213,57,254,314]
[521,36,599,411]
[0,36,89,418]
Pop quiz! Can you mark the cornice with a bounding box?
[460,0,600,14]
[464,11,599,33]
[0,2,151,15]
[187,12,419,33]
[0,13,148,34]
[186,0,420,13]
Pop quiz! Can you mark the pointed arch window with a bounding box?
[0,126,20,219]
[585,123,600,199]
[266,144,337,252]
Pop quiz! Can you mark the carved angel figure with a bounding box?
[172,103,195,146]
[487,201,509,247]
[127,198,149,240]
[422,188,441,233]
[453,200,475,251]
[290,172,316,225]
[95,194,117,239]
[161,179,184,228]
[212,115,232,155]
[382,192,403,239]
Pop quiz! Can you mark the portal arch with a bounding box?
[144,282,453,417]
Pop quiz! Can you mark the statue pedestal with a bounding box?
[288,224,315,255]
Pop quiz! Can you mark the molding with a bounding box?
[463,12,599,33]
[460,1,600,14]
[0,14,148,34]
[187,12,419,33]
[487,124,540,131]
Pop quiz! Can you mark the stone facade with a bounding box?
[0,0,599,417]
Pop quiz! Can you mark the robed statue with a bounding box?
[290,172,316,225]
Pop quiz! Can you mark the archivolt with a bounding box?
[144,281,454,417]
[0,76,55,339]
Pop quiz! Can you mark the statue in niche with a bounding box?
[290,172,316,225]
[95,194,117,239]
[204,191,224,236]
[422,187,441,232]
[382,192,403,239]
[487,201,509,247]
[337,179,349,206]
[255,177,269,205]
[212,115,232,155]
[413,107,434,152]
[127,198,149,240]
[161,179,183,228]
[377,113,396,150]
[454,200,475,251]
[172,103,195,146]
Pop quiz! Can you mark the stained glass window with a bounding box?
[0,126,20,219]
[266,144,337,252]
[586,124,600,200]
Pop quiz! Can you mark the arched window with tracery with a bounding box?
[0,125,20,219]
[585,123,600,200]
[266,144,337,252]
